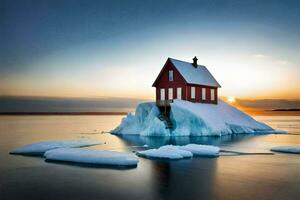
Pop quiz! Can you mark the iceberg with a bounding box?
[137,144,219,159]
[271,146,300,154]
[112,99,276,136]
[10,139,102,156]
[44,148,139,166]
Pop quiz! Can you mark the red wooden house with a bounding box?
[153,57,221,105]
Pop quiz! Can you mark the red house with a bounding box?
[153,57,221,105]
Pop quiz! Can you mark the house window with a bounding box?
[191,87,195,99]
[177,87,182,99]
[210,89,215,101]
[202,88,206,100]
[160,88,165,100]
[168,70,173,81]
[168,88,173,100]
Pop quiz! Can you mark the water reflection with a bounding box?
[144,155,218,200]
[117,134,260,148]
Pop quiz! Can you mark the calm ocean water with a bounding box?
[0,115,299,200]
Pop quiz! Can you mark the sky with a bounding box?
[1,0,300,100]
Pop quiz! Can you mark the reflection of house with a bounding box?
[152,57,221,105]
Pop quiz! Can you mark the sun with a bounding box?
[227,97,236,103]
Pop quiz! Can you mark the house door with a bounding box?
[160,88,165,100]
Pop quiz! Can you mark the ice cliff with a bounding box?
[112,99,277,136]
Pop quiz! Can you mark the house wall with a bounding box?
[153,59,218,104]
[186,84,218,104]
[154,60,187,101]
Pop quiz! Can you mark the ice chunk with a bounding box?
[10,139,101,156]
[112,99,277,136]
[137,144,219,159]
[137,149,182,159]
[159,145,193,158]
[271,146,300,154]
[180,144,220,157]
[111,102,169,136]
[137,145,193,160]
[44,148,139,166]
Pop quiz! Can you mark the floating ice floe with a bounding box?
[10,139,102,156]
[137,145,193,159]
[137,144,219,160]
[180,144,220,157]
[112,99,279,136]
[271,146,300,154]
[44,148,139,166]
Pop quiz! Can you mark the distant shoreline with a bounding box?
[1,110,300,116]
[0,112,128,116]
[270,109,300,112]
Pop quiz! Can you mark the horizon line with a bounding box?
[1,95,300,101]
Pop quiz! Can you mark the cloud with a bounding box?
[0,96,150,112]
[252,54,268,59]
[277,60,290,65]
[251,53,292,66]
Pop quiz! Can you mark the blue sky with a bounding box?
[1,0,299,99]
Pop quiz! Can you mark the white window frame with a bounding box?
[168,70,173,81]
[160,88,165,100]
[202,88,206,100]
[191,87,195,99]
[177,87,182,100]
[210,89,215,101]
[168,88,173,100]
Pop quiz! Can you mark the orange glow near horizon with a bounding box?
[1,49,299,100]
[227,97,236,103]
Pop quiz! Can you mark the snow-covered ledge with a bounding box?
[111,99,281,136]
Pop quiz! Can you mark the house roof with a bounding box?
[169,58,221,88]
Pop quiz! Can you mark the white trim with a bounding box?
[160,88,165,100]
[177,87,182,99]
[202,88,206,100]
[168,88,173,100]
[168,70,173,81]
[210,89,215,101]
[191,87,195,99]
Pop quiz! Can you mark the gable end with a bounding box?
[152,58,187,87]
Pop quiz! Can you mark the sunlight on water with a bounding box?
[254,116,300,135]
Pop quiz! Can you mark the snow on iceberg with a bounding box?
[44,148,139,166]
[137,145,193,159]
[112,99,276,136]
[271,146,300,154]
[10,139,102,156]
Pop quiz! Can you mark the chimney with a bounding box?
[192,56,198,67]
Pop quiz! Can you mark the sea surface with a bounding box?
[0,115,299,200]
